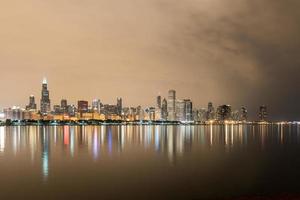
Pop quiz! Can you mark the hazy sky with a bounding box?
[0,0,299,120]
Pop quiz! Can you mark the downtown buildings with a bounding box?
[0,78,268,123]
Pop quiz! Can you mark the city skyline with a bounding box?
[0,78,271,123]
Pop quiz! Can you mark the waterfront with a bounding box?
[0,124,300,199]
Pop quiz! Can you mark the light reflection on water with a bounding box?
[0,125,298,178]
[0,124,299,199]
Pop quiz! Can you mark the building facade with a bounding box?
[40,78,51,115]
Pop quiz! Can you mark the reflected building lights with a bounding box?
[92,127,99,159]
[0,124,299,181]
[41,127,49,180]
[70,126,75,157]
[0,127,5,153]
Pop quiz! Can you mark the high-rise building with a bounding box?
[61,99,68,113]
[145,107,156,121]
[198,108,207,122]
[176,100,185,121]
[216,105,232,121]
[26,95,37,111]
[67,105,76,117]
[192,109,199,121]
[167,90,176,121]
[232,110,239,121]
[176,99,193,122]
[102,104,118,116]
[53,105,61,115]
[207,102,215,120]
[240,106,248,121]
[78,100,89,114]
[161,98,168,120]
[184,99,193,121]
[92,99,101,114]
[4,106,24,120]
[117,98,122,115]
[40,78,51,115]
[259,105,267,121]
[156,96,161,109]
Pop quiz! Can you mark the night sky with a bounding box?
[0,0,299,120]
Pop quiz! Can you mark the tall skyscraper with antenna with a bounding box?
[40,78,51,115]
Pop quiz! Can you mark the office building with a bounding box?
[217,105,232,121]
[161,98,168,120]
[117,98,122,115]
[61,99,68,113]
[40,78,51,115]
[78,100,89,114]
[259,105,267,121]
[167,90,176,121]
[26,95,37,111]
[92,99,101,114]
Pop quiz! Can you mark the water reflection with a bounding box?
[0,124,299,180]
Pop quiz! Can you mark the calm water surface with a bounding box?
[0,124,300,199]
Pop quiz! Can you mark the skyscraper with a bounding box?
[61,99,68,113]
[117,98,122,115]
[78,100,88,114]
[259,105,267,121]
[176,100,185,121]
[217,105,232,121]
[161,98,168,120]
[167,90,176,121]
[26,95,37,111]
[40,78,51,115]
[176,99,193,122]
[207,102,215,120]
[184,99,193,121]
[240,106,248,121]
[156,95,161,109]
[92,99,101,114]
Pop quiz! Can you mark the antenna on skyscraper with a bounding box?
[42,77,47,84]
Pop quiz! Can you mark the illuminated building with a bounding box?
[239,106,248,121]
[192,109,199,121]
[198,108,207,122]
[117,98,122,115]
[217,105,232,121]
[67,105,76,117]
[53,105,61,115]
[207,102,215,120]
[259,105,268,121]
[136,106,143,120]
[167,90,176,121]
[145,107,155,121]
[3,106,24,120]
[157,95,161,109]
[176,99,193,122]
[102,104,118,117]
[78,100,89,114]
[40,78,51,115]
[232,110,239,121]
[92,99,101,114]
[61,99,68,113]
[184,99,193,121]
[161,98,168,120]
[176,100,185,121]
[26,95,37,111]
[155,95,162,120]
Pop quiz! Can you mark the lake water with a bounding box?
[0,124,300,199]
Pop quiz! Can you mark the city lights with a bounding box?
[0,78,274,125]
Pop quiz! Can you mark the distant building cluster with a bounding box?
[0,78,268,123]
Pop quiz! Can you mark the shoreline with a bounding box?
[0,119,296,126]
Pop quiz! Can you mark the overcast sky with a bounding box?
[0,0,299,120]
